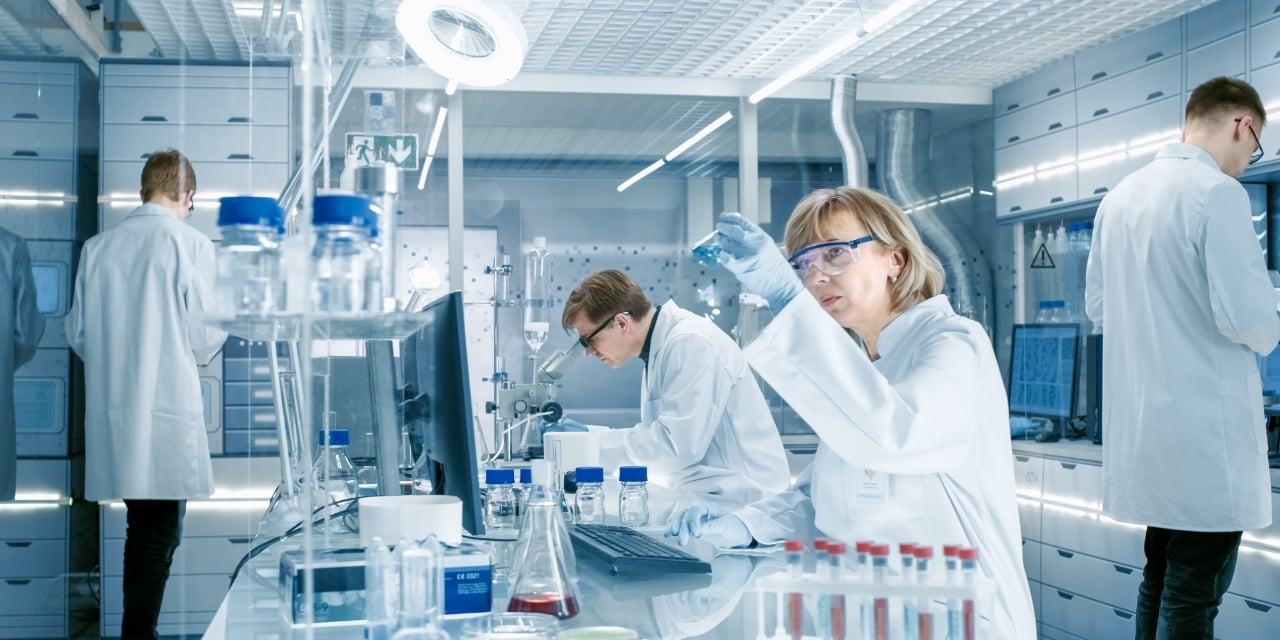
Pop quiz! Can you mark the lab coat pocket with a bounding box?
[1245,371,1267,454]
[849,466,929,519]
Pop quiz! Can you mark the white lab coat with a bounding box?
[736,294,1035,640]
[67,204,227,501]
[598,300,789,505]
[0,227,44,501]
[1086,143,1280,532]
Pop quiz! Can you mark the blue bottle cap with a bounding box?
[218,196,283,228]
[485,468,515,485]
[321,429,349,446]
[618,466,647,482]
[518,467,531,484]
[575,466,604,483]
[313,194,372,227]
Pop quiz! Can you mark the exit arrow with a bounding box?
[389,138,413,165]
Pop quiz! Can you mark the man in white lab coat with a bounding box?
[0,225,44,501]
[559,269,789,506]
[1086,77,1280,639]
[67,150,227,640]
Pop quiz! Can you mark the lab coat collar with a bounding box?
[126,202,179,219]
[874,295,955,359]
[1155,142,1219,171]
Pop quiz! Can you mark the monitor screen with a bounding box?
[1009,323,1081,420]
[402,291,484,536]
[30,263,60,315]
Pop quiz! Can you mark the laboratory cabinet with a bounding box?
[14,348,71,457]
[993,57,1075,116]
[994,129,1078,218]
[1252,0,1280,25]
[1249,13,1280,70]
[1075,97,1182,199]
[1073,17,1181,87]
[994,92,1076,149]
[1074,56,1181,125]
[1186,33,1247,89]
[0,460,71,639]
[1187,0,1247,49]
[1250,64,1280,164]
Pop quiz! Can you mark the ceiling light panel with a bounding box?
[129,0,250,60]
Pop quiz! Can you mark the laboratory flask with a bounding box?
[311,194,373,313]
[524,236,553,363]
[507,464,580,619]
[215,196,284,315]
[691,230,723,267]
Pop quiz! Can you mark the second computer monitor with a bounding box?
[1009,323,1081,423]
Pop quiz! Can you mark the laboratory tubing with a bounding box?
[508,461,580,619]
[399,536,445,631]
[914,546,934,640]
[365,537,398,640]
[311,193,373,313]
[870,544,890,640]
[828,542,847,640]
[944,544,961,640]
[901,542,917,639]
[574,467,606,525]
[524,237,553,365]
[691,230,724,267]
[785,540,804,640]
[486,469,517,530]
[215,196,284,316]
[959,548,978,640]
[617,466,649,527]
[856,541,873,639]
[813,538,830,640]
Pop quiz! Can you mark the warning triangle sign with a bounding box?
[1030,243,1056,268]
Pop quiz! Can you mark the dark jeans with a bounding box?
[121,499,186,640]
[1135,526,1242,640]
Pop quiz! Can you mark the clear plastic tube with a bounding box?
[960,548,978,640]
[871,544,890,640]
[828,542,847,640]
[785,540,804,640]
[915,546,934,640]
[944,544,962,640]
[813,539,830,640]
[901,543,917,638]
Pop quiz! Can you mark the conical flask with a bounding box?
[507,462,580,619]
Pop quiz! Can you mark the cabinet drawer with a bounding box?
[1215,592,1278,639]
[994,92,1075,148]
[994,129,1078,217]
[0,204,78,241]
[1075,18,1180,86]
[993,57,1074,115]
[102,574,229,616]
[1018,497,1042,541]
[225,381,275,406]
[1023,539,1042,582]
[102,612,215,638]
[1251,15,1280,68]
[1041,545,1141,609]
[0,157,75,194]
[223,429,281,456]
[1253,0,1280,25]
[102,159,289,198]
[0,83,76,123]
[102,123,290,164]
[102,63,289,89]
[1028,578,1041,625]
[103,535,254,577]
[1187,33,1246,89]
[1040,506,1145,568]
[224,406,277,431]
[1231,538,1280,605]
[1039,622,1087,640]
[1041,588,1136,639]
[0,577,65,616]
[0,615,65,639]
[0,540,66,577]
[0,121,75,160]
[14,349,70,457]
[1013,454,1045,497]
[1248,63,1280,164]
[102,501,267,539]
[224,357,275,382]
[103,85,290,126]
[1076,56,1180,124]
[1186,0,1246,50]
[1042,459,1102,508]
[1076,97,1181,199]
[0,508,65,541]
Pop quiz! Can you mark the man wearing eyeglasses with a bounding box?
[1086,76,1280,639]
[559,269,789,508]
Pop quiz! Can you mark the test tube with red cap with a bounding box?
[814,539,830,639]
[901,543,917,637]
[959,547,979,640]
[870,544,890,640]
[785,540,805,640]
[914,545,934,640]
[944,544,962,639]
[828,542,847,640]
[856,541,873,637]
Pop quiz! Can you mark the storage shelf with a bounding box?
[996,195,1103,226]
[198,312,430,342]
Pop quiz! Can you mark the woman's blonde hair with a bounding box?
[783,187,945,313]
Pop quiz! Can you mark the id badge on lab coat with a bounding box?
[856,469,891,500]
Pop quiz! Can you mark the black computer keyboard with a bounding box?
[569,524,712,575]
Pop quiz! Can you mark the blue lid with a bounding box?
[619,466,647,482]
[519,467,531,484]
[321,429,349,446]
[1039,300,1054,309]
[575,466,604,483]
[486,468,514,485]
[313,194,372,227]
[218,196,283,228]
[1080,221,1093,230]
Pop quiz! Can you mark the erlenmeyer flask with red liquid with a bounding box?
[507,461,580,619]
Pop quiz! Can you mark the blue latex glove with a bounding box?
[541,417,588,438]
[714,212,805,310]
[665,503,753,548]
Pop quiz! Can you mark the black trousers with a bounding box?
[1135,526,1242,640]
[121,499,185,640]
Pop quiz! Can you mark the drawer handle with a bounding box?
[1047,122,1063,131]
[1006,103,1020,112]
[1057,549,1074,559]
[1047,87,1061,97]
[1060,462,1077,470]
[12,112,38,120]
[227,153,253,160]
[140,152,153,159]
[1274,50,1280,60]
[227,537,253,545]
[4,579,31,585]
[1007,135,1021,144]
[1274,4,1280,15]
[1146,91,1164,101]
[1114,609,1134,620]
[1015,455,1030,462]
[227,116,252,124]
[1057,591,1074,600]
[1114,564,1134,575]
[1144,51,1163,62]
[1050,196,1065,204]
[1093,187,1109,195]
[1245,599,1271,613]
[11,150,38,157]
[1093,108,1110,117]
[4,541,32,548]
[1091,71,1108,81]
[1009,205,1023,213]
[140,115,168,122]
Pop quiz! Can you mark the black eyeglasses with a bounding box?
[577,312,628,349]
[1235,118,1264,165]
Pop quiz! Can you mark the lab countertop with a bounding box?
[1009,439,1280,490]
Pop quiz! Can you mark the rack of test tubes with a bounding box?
[750,539,989,640]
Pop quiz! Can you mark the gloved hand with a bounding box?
[665,503,753,548]
[541,417,588,437]
[714,212,805,311]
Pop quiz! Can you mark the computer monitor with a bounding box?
[402,290,485,536]
[1009,323,1081,422]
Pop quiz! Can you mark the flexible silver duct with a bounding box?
[875,109,993,328]
[831,76,870,188]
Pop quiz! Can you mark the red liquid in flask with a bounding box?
[507,592,579,619]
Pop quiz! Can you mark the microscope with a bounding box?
[486,342,585,461]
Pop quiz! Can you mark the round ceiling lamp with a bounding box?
[396,0,528,87]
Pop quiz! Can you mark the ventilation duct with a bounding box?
[876,109,993,328]
[830,76,869,188]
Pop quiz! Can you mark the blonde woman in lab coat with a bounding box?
[666,187,1035,640]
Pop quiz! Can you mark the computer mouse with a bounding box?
[1034,430,1061,443]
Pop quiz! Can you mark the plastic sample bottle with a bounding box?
[944,544,962,640]
[574,467,605,525]
[959,548,979,640]
[486,468,517,530]
[901,542,918,638]
[828,541,848,640]
[871,544,890,640]
[915,546,934,640]
[364,536,397,640]
[785,540,804,640]
[399,536,444,631]
[617,466,649,527]
[310,193,372,313]
[814,538,831,640]
[215,196,284,316]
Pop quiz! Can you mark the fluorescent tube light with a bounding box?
[428,107,448,156]
[665,111,734,162]
[617,159,666,193]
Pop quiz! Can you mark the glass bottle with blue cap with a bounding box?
[485,468,517,530]
[574,467,605,524]
[618,466,648,527]
[311,194,373,313]
[215,196,285,316]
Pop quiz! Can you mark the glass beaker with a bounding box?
[691,230,723,267]
[507,481,580,619]
[461,612,559,639]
